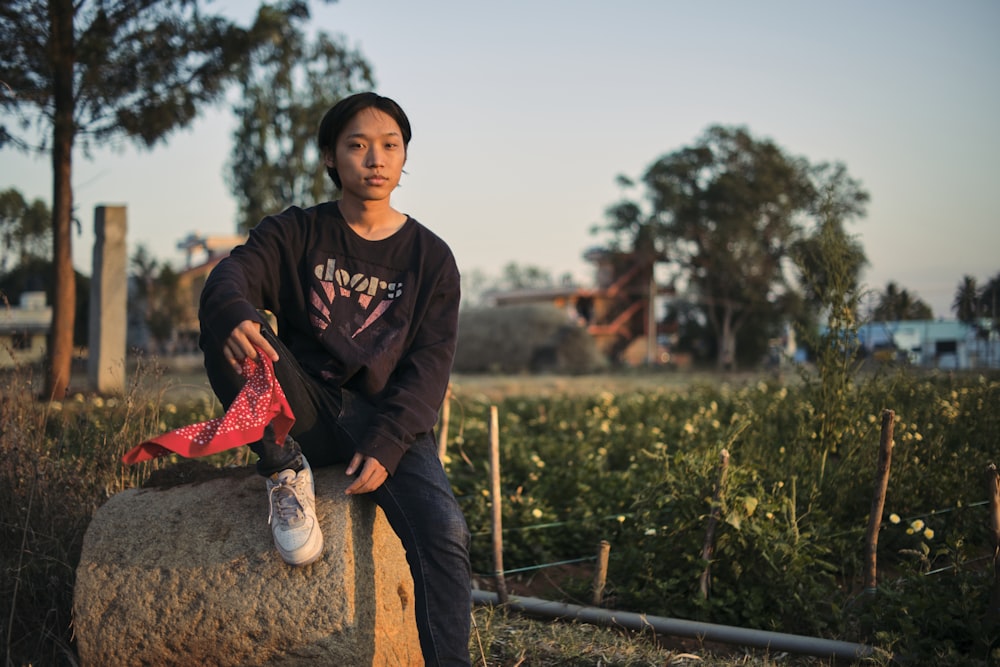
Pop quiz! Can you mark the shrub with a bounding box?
[454,304,608,374]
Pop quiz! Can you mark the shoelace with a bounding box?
[268,478,306,527]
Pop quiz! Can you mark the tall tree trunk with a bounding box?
[45,0,75,401]
[717,303,736,372]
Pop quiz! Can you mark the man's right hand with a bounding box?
[224,320,280,373]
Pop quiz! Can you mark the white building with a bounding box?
[0,291,52,367]
[856,319,1000,369]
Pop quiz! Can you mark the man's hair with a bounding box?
[317,92,412,189]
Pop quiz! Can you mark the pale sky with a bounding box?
[2,0,997,318]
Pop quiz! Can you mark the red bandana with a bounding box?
[122,352,295,465]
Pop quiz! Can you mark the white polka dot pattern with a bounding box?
[122,351,296,464]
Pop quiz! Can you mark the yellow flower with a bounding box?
[923,528,935,540]
[616,515,626,523]
[531,508,543,519]
[910,519,925,531]
[889,513,901,524]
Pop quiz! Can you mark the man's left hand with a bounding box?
[344,453,388,494]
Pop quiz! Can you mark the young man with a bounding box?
[198,92,472,666]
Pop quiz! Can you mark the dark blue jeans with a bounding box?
[201,326,472,666]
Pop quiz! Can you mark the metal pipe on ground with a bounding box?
[471,590,874,662]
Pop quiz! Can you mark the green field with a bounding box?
[2,362,998,665]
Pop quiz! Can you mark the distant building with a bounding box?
[855,319,999,369]
[484,248,674,365]
[0,291,51,367]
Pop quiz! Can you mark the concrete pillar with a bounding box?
[88,205,127,394]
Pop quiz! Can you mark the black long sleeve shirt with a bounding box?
[198,202,460,474]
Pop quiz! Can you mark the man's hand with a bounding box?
[224,320,279,373]
[345,453,388,495]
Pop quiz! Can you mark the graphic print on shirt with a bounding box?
[309,257,405,340]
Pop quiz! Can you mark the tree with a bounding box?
[952,275,979,324]
[498,262,557,291]
[0,188,52,272]
[788,165,870,455]
[227,22,373,232]
[0,0,307,400]
[872,281,933,321]
[979,272,1000,332]
[602,125,817,370]
[791,162,869,313]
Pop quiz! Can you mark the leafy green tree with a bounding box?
[952,275,979,324]
[602,125,817,370]
[129,244,187,350]
[146,264,184,347]
[872,281,933,321]
[498,262,557,291]
[0,0,306,399]
[227,21,373,232]
[788,166,870,457]
[791,162,869,314]
[0,188,52,272]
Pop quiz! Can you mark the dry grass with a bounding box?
[468,604,851,667]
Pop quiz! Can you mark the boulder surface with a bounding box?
[74,465,422,666]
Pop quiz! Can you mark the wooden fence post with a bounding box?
[863,409,895,595]
[488,405,508,604]
[592,540,611,606]
[986,463,1000,615]
[699,448,730,600]
[437,384,451,464]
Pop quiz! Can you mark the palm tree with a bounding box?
[981,273,1000,328]
[952,275,980,323]
[873,281,933,321]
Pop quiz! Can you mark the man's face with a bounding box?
[325,107,406,201]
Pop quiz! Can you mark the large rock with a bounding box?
[74,464,422,666]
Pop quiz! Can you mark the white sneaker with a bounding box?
[266,458,324,566]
